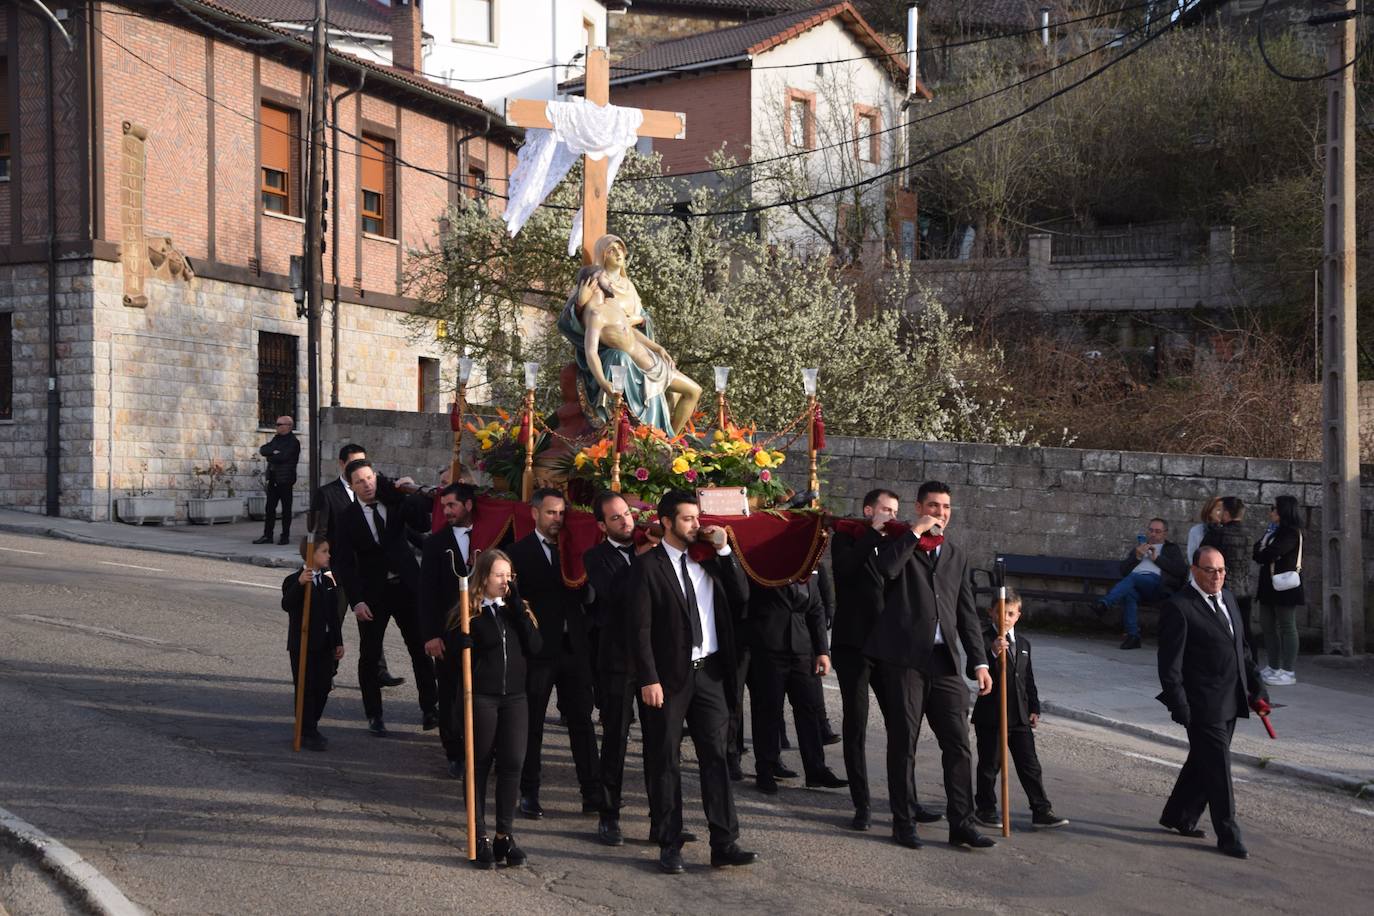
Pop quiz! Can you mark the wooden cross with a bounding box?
[504,47,687,264]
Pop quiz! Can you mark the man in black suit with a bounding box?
[583,490,653,846]
[508,487,601,818]
[628,490,757,874]
[865,480,995,850]
[420,482,476,778]
[748,576,846,794]
[831,487,940,831]
[329,459,438,736]
[312,443,403,689]
[255,415,301,545]
[1156,545,1268,860]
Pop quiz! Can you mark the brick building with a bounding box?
[0,0,518,520]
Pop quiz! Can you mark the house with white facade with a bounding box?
[600,2,927,261]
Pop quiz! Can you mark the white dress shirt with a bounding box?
[339,475,355,503]
[362,501,387,543]
[452,525,472,565]
[662,540,731,661]
[1189,579,1233,635]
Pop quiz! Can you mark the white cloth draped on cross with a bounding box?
[502,97,645,257]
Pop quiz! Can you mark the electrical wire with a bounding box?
[1256,0,1373,82]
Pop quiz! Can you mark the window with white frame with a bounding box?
[454,0,495,44]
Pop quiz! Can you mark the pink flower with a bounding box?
[759,469,772,482]
[684,469,699,483]
[634,467,650,481]
[477,460,487,472]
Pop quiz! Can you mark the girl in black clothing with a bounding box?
[455,549,542,869]
[1254,494,1305,686]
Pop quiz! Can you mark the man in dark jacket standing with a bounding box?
[255,415,301,546]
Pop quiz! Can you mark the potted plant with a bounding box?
[246,455,268,520]
[115,461,176,525]
[186,458,243,524]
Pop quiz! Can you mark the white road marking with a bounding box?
[98,560,165,573]
[225,579,280,590]
[0,545,46,555]
[1351,807,1374,818]
[17,614,171,647]
[1121,751,1181,769]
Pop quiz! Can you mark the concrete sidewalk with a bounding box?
[0,506,301,568]
[4,505,1372,794]
[1031,631,1374,793]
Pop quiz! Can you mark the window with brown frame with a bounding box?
[260,102,298,215]
[417,357,440,412]
[258,331,298,428]
[0,312,13,420]
[361,133,395,237]
[854,106,880,163]
[785,89,814,150]
[467,164,487,200]
[0,58,11,181]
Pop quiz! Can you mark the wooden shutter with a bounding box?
[260,104,292,174]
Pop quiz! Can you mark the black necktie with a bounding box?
[368,503,386,541]
[617,544,635,564]
[1208,595,1233,636]
[540,537,556,568]
[680,552,703,650]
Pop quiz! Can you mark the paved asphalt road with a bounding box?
[1,531,1371,914]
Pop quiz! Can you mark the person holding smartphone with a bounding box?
[1094,518,1188,650]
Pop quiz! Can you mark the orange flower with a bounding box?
[465,421,480,434]
[586,439,612,460]
[496,407,512,422]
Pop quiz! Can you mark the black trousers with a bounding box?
[749,650,826,780]
[287,647,335,732]
[833,645,890,811]
[470,691,528,837]
[597,670,642,816]
[1161,717,1241,847]
[263,480,294,537]
[973,720,1051,815]
[880,651,974,831]
[355,581,437,720]
[640,653,739,851]
[436,632,465,763]
[522,641,601,802]
[727,644,750,761]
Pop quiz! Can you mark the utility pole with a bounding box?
[304,0,328,535]
[1318,0,1364,655]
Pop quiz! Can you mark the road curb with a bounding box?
[0,805,144,916]
[0,521,297,569]
[1042,700,1373,796]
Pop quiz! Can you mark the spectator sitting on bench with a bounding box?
[1094,518,1187,651]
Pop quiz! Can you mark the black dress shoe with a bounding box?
[771,763,799,779]
[582,798,601,815]
[805,768,849,789]
[822,731,841,746]
[727,756,744,782]
[913,806,943,824]
[1120,634,1142,650]
[709,843,758,868]
[301,731,328,752]
[447,760,463,779]
[659,846,685,875]
[367,717,388,737]
[755,773,779,795]
[598,816,624,847]
[1092,600,1109,618]
[949,827,996,849]
[1218,841,1249,860]
[379,672,405,688]
[892,823,923,849]
[1032,810,1069,828]
[422,711,439,731]
[277,533,291,546]
[472,837,496,870]
[252,535,273,545]
[974,809,1002,829]
[494,834,527,867]
[680,830,698,844]
[519,796,543,819]
[1159,817,1205,839]
[850,807,871,831]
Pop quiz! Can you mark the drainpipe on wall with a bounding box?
[330,70,365,407]
[44,20,61,516]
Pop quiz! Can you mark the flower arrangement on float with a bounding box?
[467,407,550,491]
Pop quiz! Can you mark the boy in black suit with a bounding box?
[281,537,345,751]
[970,587,1067,829]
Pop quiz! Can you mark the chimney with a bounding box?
[391,0,423,73]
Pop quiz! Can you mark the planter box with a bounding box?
[115,496,176,526]
[187,496,244,525]
[247,494,267,520]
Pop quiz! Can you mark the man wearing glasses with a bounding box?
[1156,546,1268,859]
[1095,518,1188,650]
[255,415,301,546]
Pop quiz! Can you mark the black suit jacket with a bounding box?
[969,622,1038,727]
[830,525,889,651]
[330,475,421,611]
[749,577,828,658]
[280,569,345,654]
[583,539,637,675]
[628,545,749,704]
[259,433,301,485]
[418,525,471,643]
[1119,540,1188,592]
[864,531,986,674]
[311,477,354,542]
[1156,586,1266,725]
[507,531,591,661]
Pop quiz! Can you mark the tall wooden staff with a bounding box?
[521,362,539,501]
[292,536,316,752]
[997,580,1011,837]
[453,558,477,860]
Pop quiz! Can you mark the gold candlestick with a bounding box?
[609,393,625,493]
[807,394,820,508]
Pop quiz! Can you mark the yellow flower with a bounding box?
[713,430,726,442]
[480,439,494,451]
[771,451,785,465]
[574,453,588,469]
[671,456,690,475]
[753,449,770,467]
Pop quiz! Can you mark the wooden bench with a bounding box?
[971,553,1125,606]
